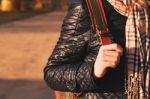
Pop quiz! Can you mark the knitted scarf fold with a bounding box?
[107,0,150,98]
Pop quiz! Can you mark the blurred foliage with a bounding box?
[0,0,68,25]
[0,5,52,25]
[12,0,49,11]
[51,0,68,10]
[0,0,69,12]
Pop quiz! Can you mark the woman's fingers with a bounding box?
[103,54,120,67]
[94,43,123,78]
[102,43,123,56]
[103,51,121,66]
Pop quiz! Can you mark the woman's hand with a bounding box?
[94,43,123,78]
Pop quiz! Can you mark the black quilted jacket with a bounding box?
[44,0,127,98]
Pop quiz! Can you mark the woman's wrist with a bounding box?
[94,62,107,78]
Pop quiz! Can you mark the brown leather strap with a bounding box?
[86,0,113,45]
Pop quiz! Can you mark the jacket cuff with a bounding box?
[76,62,97,92]
[44,62,82,91]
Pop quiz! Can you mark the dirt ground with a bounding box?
[0,11,66,99]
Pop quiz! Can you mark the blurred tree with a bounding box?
[13,0,21,11]
[0,0,69,12]
[1,0,13,12]
[13,0,35,11]
[22,0,34,11]
[51,0,62,10]
[51,0,68,10]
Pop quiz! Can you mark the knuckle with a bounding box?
[111,62,116,67]
[116,53,120,57]
[114,60,118,65]
[100,45,104,49]
[114,43,118,48]
[111,61,118,67]
[114,52,119,58]
[100,46,104,52]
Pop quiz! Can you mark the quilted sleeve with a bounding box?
[44,0,99,92]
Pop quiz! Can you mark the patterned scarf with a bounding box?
[107,0,150,98]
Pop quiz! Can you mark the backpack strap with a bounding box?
[86,0,113,45]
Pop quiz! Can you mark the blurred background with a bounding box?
[0,0,68,99]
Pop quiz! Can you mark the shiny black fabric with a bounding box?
[44,0,127,98]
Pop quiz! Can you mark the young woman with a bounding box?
[44,0,149,98]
